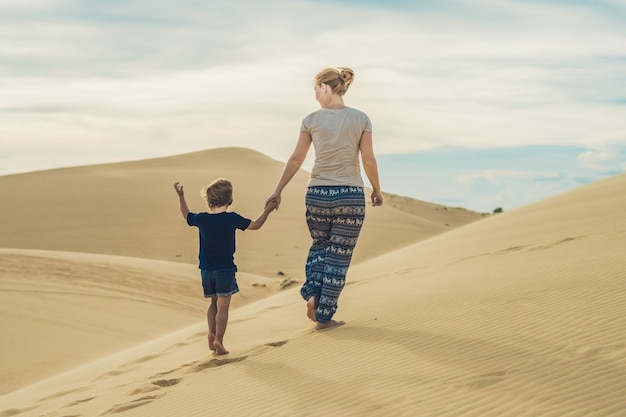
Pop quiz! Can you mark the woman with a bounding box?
[266,67,382,330]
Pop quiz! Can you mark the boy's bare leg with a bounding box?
[306,297,318,322]
[214,295,232,355]
[316,319,345,331]
[207,298,217,351]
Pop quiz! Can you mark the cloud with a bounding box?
[578,149,614,170]
[455,170,531,186]
[578,145,626,172]
[0,0,625,215]
[376,145,625,212]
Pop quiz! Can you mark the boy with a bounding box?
[174,178,275,355]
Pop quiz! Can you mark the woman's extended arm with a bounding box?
[265,131,312,210]
[359,131,383,206]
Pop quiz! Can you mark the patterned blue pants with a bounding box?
[301,186,366,323]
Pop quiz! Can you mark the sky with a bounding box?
[1,0,625,212]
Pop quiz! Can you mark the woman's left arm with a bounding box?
[360,131,383,206]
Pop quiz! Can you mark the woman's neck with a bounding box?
[322,96,346,109]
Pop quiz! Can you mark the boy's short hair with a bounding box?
[202,178,233,209]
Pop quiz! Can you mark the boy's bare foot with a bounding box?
[208,332,216,351]
[213,339,229,355]
[315,320,345,331]
[306,297,318,322]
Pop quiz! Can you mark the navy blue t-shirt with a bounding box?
[186,211,252,271]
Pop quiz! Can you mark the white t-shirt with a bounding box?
[300,107,372,187]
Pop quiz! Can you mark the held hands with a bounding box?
[173,182,185,197]
[265,192,281,211]
[265,199,279,212]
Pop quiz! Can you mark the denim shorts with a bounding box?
[201,267,239,298]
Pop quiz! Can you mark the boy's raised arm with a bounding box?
[173,182,190,219]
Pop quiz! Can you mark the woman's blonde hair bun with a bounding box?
[314,66,355,96]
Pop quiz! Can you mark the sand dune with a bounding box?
[0,148,482,399]
[0,249,278,395]
[1,160,624,415]
[0,148,482,279]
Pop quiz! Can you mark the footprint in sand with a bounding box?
[494,246,526,255]
[104,394,161,415]
[107,380,182,415]
[149,366,184,379]
[128,378,181,397]
[65,396,96,408]
[528,236,583,252]
[129,385,161,395]
[151,379,181,387]
[188,356,248,373]
[265,340,288,347]
[101,340,289,415]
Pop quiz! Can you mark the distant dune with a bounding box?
[0,147,483,396]
[3,149,623,417]
[0,147,483,278]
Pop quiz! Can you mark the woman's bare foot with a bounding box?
[306,297,318,322]
[315,319,345,331]
[213,339,229,355]
[208,332,216,351]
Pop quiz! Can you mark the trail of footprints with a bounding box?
[1,338,290,417]
[452,235,586,264]
[98,339,289,415]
